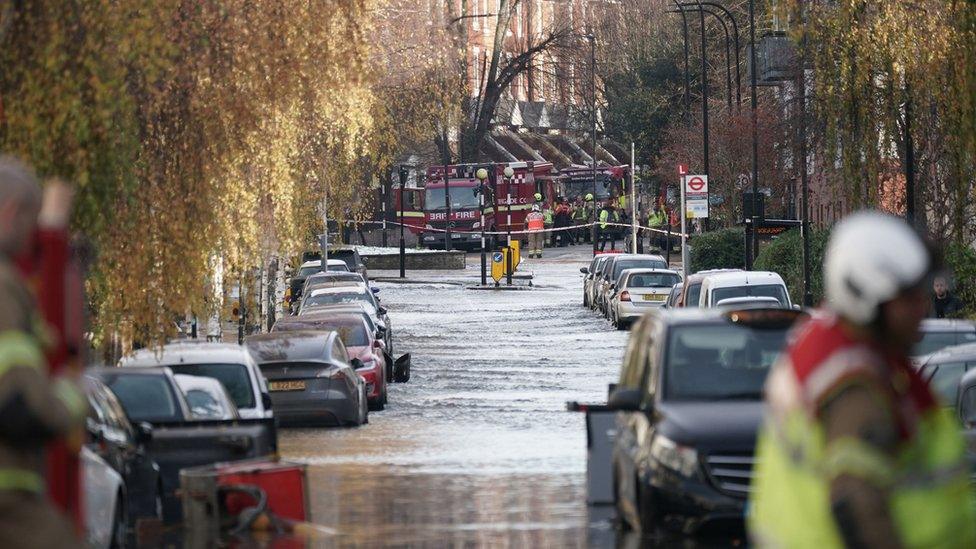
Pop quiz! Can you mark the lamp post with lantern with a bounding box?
[476,167,489,286]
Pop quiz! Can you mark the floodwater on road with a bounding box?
[278,245,628,547]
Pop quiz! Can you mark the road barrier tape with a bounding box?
[340,219,689,238]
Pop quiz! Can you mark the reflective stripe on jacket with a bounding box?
[749,315,976,548]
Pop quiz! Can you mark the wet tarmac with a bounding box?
[278,244,628,547]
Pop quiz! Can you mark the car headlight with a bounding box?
[471,221,481,229]
[425,224,433,229]
[649,435,699,477]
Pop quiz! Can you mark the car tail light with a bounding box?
[620,291,631,302]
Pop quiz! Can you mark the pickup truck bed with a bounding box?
[148,418,277,522]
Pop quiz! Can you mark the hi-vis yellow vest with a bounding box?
[749,317,976,548]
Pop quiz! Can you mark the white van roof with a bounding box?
[703,270,786,288]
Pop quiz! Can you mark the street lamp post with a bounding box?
[586,34,598,255]
[670,1,691,122]
[503,165,515,285]
[398,166,407,279]
[748,0,760,268]
[476,167,489,286]
[444,164,452,252]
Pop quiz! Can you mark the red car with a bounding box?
[272,312,389,410]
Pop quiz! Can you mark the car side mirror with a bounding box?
[261,392,273,410]
[792,304,801,311]
[373,340,383,349]
[135,421,153,445]
[350,358,364,369]
[607,388,647,412]
[371,287,380,294]
[580,267,588,274]
[378,306,388,316]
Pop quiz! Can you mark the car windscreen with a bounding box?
[298,265,320,277]
[425,186,480,211]
[168,363,255,409]
[184,389,227,419]
[102,374,182,422]
[914,331,976,357]
[303,291,373,311]
[712,284,789,306]
[927,361,973,406]
[612,259,667,280]
[628,273,680,288]
[664,323,790,401]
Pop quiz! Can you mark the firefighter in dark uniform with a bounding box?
[0,158,86,549]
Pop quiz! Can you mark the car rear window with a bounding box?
[915,331,976,357]
[103,374,181,423]
[184,389,227,419]
[613,259,667,280]
[712,284,789,306]
[303,291,372,311]
[299,265,320,277]
[168,363,255,409]
[628,273,680,288]
[685,282,703,308]
[664,323,790,401]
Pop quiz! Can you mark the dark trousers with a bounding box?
[598,228,616,251]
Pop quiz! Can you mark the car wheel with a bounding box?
[110,491,126,549]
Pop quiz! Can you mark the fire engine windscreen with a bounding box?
[425,186,480,210]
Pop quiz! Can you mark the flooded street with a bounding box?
[278,245,628,546]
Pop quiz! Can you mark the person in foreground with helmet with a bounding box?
[749,211,976,548]
[525,204,545,258]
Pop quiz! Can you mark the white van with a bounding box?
[698,271,792,308]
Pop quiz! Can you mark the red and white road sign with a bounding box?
[685,175,708,193]
[678,164,688,175]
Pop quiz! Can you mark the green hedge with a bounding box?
[754,228,831,305]
[944,242,976,319]
[689,228,745,272]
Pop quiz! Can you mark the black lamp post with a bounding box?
[586,34,598,255]
[476,167,489,286]
[748,0,760,268]
[398,166,407,279]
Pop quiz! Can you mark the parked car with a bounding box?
[245,331,369,426]
[299,286,393,352]
[596,254,668,316]
[664,282,684,309]
[913,319,976,359]
[304,270,368,289]
[287,259,351,310]
[917,342,976,406]
[676,269,743,308]
[273,305,409,383]
[697,270,791,308]
[581,253,614,308]
[174,374,239,420]
[954,369,976,482]
[88,367,277,523]
[607,268,682,329]
[328,247,369,281]
[81,445,126,549]
[271,313,389,409]
[607,307,807,534]
[588,255,616,310]
[119,341,273,420]
[83,376,163,540]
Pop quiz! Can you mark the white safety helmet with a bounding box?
[532,204,541,212]
[824,211,931,325]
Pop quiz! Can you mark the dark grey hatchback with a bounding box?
[245,331,367,427]
[608,307,807,536]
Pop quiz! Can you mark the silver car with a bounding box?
[597,254,668,317]
[581,253,614,308]
[608,268,682,329]
[245,331,368,427]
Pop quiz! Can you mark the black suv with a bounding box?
[608,307,806,535]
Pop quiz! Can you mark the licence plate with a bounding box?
[269,380,306,392]
[642,294,666,301]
